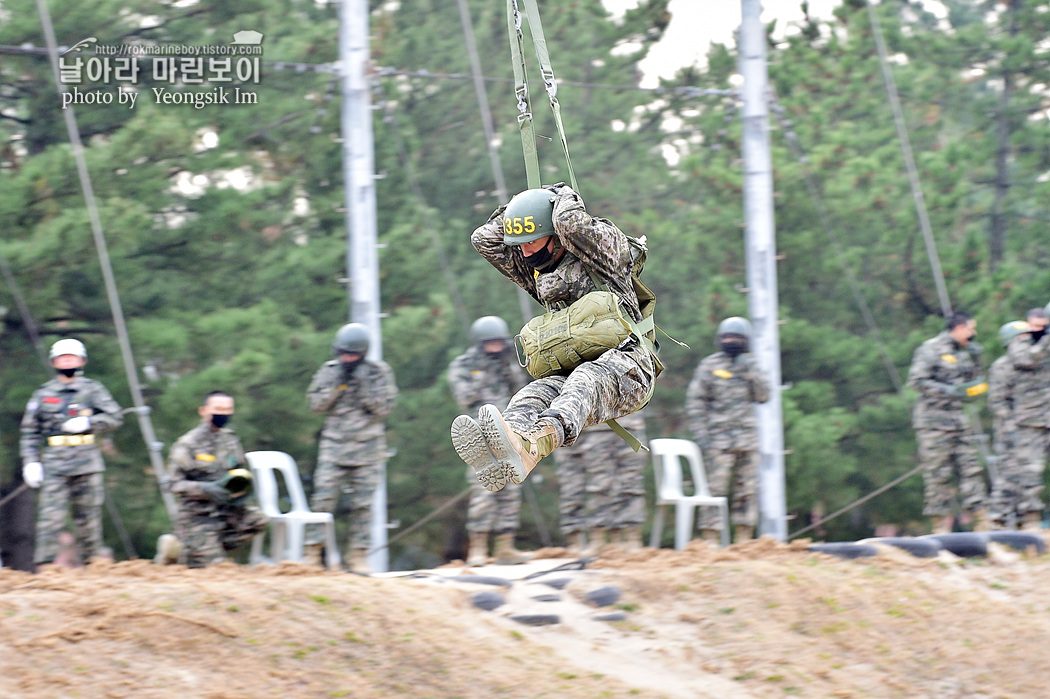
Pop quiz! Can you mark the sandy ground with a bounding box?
[2,536,1050,698]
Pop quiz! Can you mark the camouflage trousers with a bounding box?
[175,505,268,568]
[994,425,1050,519]
[34,471,104,565]
[700,448,759,530]
[466,466,521,534]
[916,429,987,516]
[306,460,379,551]
[555,427,647,534]
[502,344,656,446]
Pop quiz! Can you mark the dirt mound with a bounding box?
[3,537,1049,698]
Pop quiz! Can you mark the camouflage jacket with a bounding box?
[1007,331,1050,428]
[447,345,528,414]
[168,421,248,517]
[20,376,123,477]
[685,352,770,451]
[907,331,982,431]
[471,184,643,325]
[307,358,398,465]
[987,354,1016,429]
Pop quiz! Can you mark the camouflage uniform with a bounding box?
[20,376,123,564]
[554,411,648,535]
[306,358,398,552]
[987,353,1020,520]
[470,185,658,445]
[1005,331,1050,518]
[168,422,267,568]
[906,331,987,517]
[685,352,771,529]
[447,346,529,535]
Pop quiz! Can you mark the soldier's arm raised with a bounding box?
[549,186,632,283]
[471,208,539,300]
[1008,332,1050,369]
[358,361,398,420]
[307,363,344,414]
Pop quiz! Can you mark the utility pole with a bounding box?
[341,0,389,572]
[740,0,787,540]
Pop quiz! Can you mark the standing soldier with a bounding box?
[167,391,267,568]
[448,316,532,565]
[987,320,1027,527]
[1006,307,1050,531]
[907,311,990,534]
[555,410,649,553]
[305,323,398,572]
[685,318,771,543]
[20,339,124,567]
[452,184,661,492]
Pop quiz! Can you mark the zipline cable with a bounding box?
[866,0,951,319]
[35,0,177,521]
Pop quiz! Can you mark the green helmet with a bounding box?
[998,320,1028,348]
[470,316,510,345]
[502,188,555,246]
[332,323,370,356]
[717,316,752,339]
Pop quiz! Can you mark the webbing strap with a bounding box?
[507,0,540,188]
[507,0,579,191]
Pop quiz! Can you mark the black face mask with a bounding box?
[56,368,78,378]
[720,339,748,357]
[210,414,231,429]
[1031,328,1047,342]
[522,239,562,272]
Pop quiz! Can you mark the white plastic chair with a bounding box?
[246,451,340,569]
[648,438,730,549]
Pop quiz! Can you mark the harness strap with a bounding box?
[507,0,579,192]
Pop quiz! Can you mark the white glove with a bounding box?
[61,416,91,433]
[23,462,43,488]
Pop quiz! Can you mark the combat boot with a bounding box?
[972,509,994,532]
[467,532,489,567]
[583,527,609,556]
[301,543,324,567]
[1022,511,1043,532]
[734,524,755,543]
[154,534,181,566]
[618,525,644,551]
[493,532,533,565]
[700,528,721,546]
[349,548,371,574]
[452,415,506,492]
[564,530,587,555]
[477,405,564,486]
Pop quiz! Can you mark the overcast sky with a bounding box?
[604,0,844,86]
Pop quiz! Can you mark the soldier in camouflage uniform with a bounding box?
[987,320,1027,527]
[304,323,398,572]
[20,339,124,566]
[167,391,267,568]
[448,316,533,565]
[554,410,649,553]
[907,312,990,534]
[452,185,659,493]
[685,318,771,543]
[1005,307,1050,531]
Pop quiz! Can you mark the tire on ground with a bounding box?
[979,530,1046,554]
[807,542,879,559]
[857,537,943,558]
[920,532,988,557]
